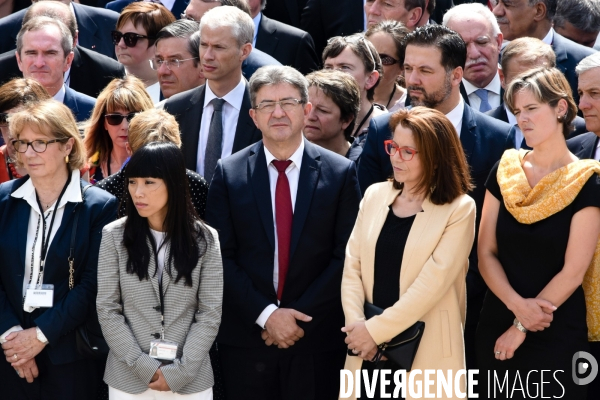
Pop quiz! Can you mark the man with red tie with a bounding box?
[205,65,360,400]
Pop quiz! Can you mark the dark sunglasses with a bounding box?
[111,31,153,47]
[105,112,137,126]
[379,54,399,66]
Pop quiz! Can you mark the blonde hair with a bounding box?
[128,109,181,153]
[9,99,86,170]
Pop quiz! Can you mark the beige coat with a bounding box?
[341,182,475,400]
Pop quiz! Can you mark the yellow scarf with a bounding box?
[497,149,600,341]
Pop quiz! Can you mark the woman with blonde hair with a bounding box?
[83,76,153,184]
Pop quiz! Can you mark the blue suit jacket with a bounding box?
[242,48,281,81]
[205,139,360,352]
[567,131,599,159]
[0,178,117,365]
[0,3,119,59]
[63,86,96,122]
[106,0,188,19]
[553,32,596,106]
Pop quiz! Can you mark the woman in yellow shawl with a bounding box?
[476,67,600,399]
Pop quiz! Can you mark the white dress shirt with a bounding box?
[505,104,524,148]
[255,139,305,328]
[252,12,262,47]
[158,0,176,11]
[52,84,66,103]
[463,72,502,112]
[196,77,246,175]
[595,138,600,161]
[542,28,555,46]
[445,98,465,137]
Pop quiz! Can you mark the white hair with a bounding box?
[199,5,254,47]
[442,2,501,37]
[576,52,600,75]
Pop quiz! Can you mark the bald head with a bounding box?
[23,1,77,45]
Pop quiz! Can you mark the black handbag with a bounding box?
[69,185,110,359]
[349,302,425,371]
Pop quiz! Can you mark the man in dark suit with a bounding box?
[358,25,513,371]
[262,0,307,28]
[365,0,435,31]
[206,65,360,400]
[249,0,319,74]
[492,0,596,106]
[163,6,262,180]
[0,0,119,59]
[553,0,600,48]
[105,0,188,19]
[17,17,95,122]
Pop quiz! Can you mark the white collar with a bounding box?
[12,169,82,213]
[204,76,246,111]
[53,85,66,103]
[462,72,501,95]
[445,98,464,132]
[505,104,517,126]
[159,0,176,11]
[264,138,305,170]
[542,28,554,46]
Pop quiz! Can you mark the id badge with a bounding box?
[149,339,178,361]
[24,284,54,308]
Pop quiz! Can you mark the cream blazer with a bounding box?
[341,182,475,400]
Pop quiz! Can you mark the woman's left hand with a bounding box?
[342,321,378,361]
[148,368,171,392]
[493,325,526,361]
[2,328,46,367]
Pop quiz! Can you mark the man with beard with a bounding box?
[357,24,514,371]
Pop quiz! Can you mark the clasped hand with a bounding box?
[2,328,46,383]
[149,366,171,391]
[261,308,312,348]
[342,321,379,362]
[512,298,556,332]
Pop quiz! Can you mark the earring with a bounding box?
[65,155,69,164]
[557,114,565,122]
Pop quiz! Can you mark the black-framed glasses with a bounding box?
[11,138,67,153]
[111,31,153,47]
[379,53,399,66]
[151,57,198,71]
[384,140,419,161]
[0,112,8,127]
[254,99,304,113]
[327,34,378,71]
[105,113,137,126]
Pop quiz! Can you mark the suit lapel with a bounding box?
[147,235,161,301]
[72,4,99,51]
[584,134,599,159]
[255,16,279,57]
[460,105,477,165]
[63,87,79,117]
[232,84,258,153]
[249,143,275,251]
[45,202,77,262]
[16,198,30,277]
[460,82,471,107]
[181,86,205,171]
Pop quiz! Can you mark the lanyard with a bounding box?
[151,235,167,340]
[353,104,374,138]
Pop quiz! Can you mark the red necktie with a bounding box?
[272,160,293,301]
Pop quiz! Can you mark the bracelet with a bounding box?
[513,318,528,333]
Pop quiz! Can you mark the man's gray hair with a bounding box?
[249,65,309,107]
[576,52,600,75]
[554,0,600,34]
[155,20,200,66]
[199,6,254,48]
[17,16,73,57]
[442,2,501,37]
[23,1,77,44]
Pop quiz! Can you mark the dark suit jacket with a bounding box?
[0,178,117,365]
[0,46,125,98]
[64,86,96,122]
[567,131,599,159]
[105,0,188,19]
[0,3,119,59]
[553,32,596,106]
[263,0,307,28]
[162,82,262,172]
[205,139,361,352]
[256,14,319,75]
[301,0,364,58]
[242,48,282,81]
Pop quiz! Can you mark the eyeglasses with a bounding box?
[105,113,137,126]
[379,53,399,66]
[151,57,198,71]
[254,99,304,113]
[327,34,377,72]
[180,12,197,21]
[384,140,419,161]
[0,112,8,127]
[111,31,153,47]
[12,138,67,153]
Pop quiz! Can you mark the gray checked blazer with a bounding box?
[97,218,223,395]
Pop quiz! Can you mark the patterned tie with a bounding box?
[204,98,226,183]
[272,160,293,301]
[475,89,492,112]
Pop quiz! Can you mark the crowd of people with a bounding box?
[1,0,600,399]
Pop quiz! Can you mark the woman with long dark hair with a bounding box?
[97,142,222,399]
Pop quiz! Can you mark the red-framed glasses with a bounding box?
[384,140,419,161]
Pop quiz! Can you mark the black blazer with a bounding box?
[553,32,596,106]
[0,3,119,59]
[105,0,188,19]
[567,131,599,159]
[162,82,263,172]
[255,15,319,75]
[262,0,307,28]
[205,139,360,352]
[0,178,118,365]
[0,45,125,98]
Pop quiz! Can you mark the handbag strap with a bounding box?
[68,185,92,290]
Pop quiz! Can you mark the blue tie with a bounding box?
[475,89,492,112]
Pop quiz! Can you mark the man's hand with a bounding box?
[264,308,312,349]
[148,368,171,391]
[15,358,39,383]
[2,328,46,367]
[261,329,278,346]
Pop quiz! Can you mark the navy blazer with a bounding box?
[106,0,188,19]
[553,32,595,106]
[205,140,360,352]
[567,131,599,159]
[0,178,117,365]
[63,86,96,122]
[0,3,119,59]
[162,82,262,172]
[242,48,282,81]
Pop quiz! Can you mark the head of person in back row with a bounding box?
[365,0,435,30]
[153,20,204,99]
[304,69,360,159]
[443,2,503,113]
[553,0,600,48]
[182,0,250,22]
[113,2,175,103]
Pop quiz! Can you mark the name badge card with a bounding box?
[149,339,178,362]
[24,284,54,308]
